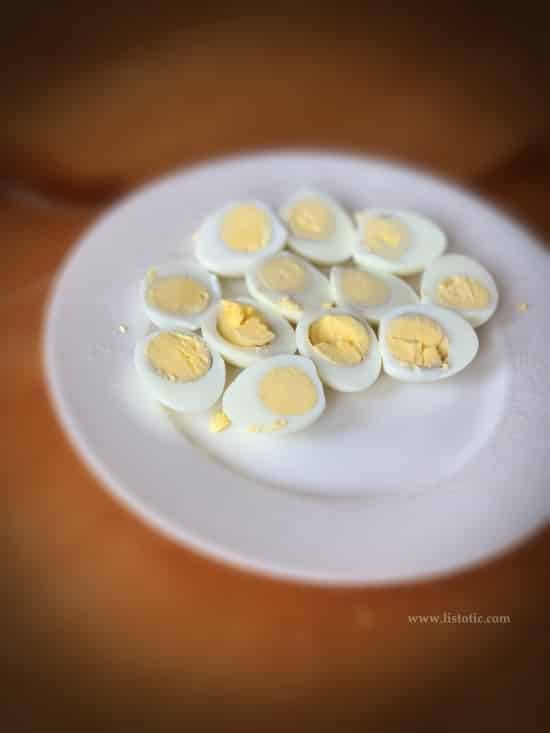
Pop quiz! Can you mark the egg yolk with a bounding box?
[217,300,275,348]
[387,315,449,368]
[259,367,318,416]
[259,257,306,292]
[363,215,409,260]
[437,275,489,310]
[277,296,303,315]
[288,198,334,240]
[341,268,390,306]
[309,314,369,365]
[209,411,231,433]
[147,332,211,381]
[147,275,210,315]
[220,204,271,252]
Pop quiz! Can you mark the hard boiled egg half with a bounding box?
[353,209,447,275]
[245,252,331,323]
[330,264,418,325]
[194,200,287,277]
[201,298,296,368]
[222,354,326,435]
[296,309,381,392]
[279,190,355,265]
[134,329,225,411]
[142,261,221,330]
[379,304,478,383]
[420,254,498,327]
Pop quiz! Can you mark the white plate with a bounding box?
[44,151,550,585]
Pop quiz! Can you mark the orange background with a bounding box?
[4,5,550,730]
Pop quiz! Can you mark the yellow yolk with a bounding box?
[277,296,303,315]
[288,198,334,240]
[387,316,449,368]
[309,314,369,365]
[147,332,211,381]
[147,275,210,315]
[259,257,306,292]
[259,367,318,416]
[341,268,390,306]
[437,276,490,310]
[363,216,409,260]
[248,418,288,433]
[209,411,231,433]
[217,300,275,348]
[220,204,271,252]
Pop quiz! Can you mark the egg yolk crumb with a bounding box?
[147,332,211,382]
[248,418,288,432]
[309,314,369,365]
[363,215,409,260]
[217,300,275,348]
[437,276,489,310]
[259,367,317,416]
[288,198,334,240]
[221,203,271,252]
[259,257,306,292]
[341,268,390,306]
[147,275,210,315]
[517,302,529,312]
[387,315,448,368]
[209,411,231,433]
[277,296,303,315]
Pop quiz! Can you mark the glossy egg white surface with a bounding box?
[379,304,479,383]
[245,252,331,323]
[201,297,296,368]
[194,200,287,277]
[420,254,498,327]
[222,354,326,435]
[353,208,447,275]
[295,308,382,392]
[134,329,226,412]
[330,264,419,325]
[279,190,355,265]
[142,261,221,331]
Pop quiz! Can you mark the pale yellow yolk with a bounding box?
[341,268,390,306]
[288,198,334,240]
[249,418,287,433]
[209,411,231,433]
[217,300,275,348]
[363,216,409,260]
[147,275,210,315]
[220,204,271,252]
[147,332,211,381]
[437,275,489,310]
[309,314,369,365]
[259,257,306,292]
[259,367,318,416]
[278,296,303,315]
[387,316,449,368]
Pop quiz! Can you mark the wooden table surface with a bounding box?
[4,8,550,730]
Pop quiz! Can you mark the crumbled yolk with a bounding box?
[341,268,390,306]
[248,418,288,433]
[259,257,306,292]
[147,275,210,315]
[387,315,449,368]
[259,367,318,416]
[517,302,529,312]
[437,276,489,310]
[147,332,211,381]
[363,215,409,260]
[217,300,275,348]
[287,198,334,240]
[309,314,369,365]
[209,411,231,433]
[220,203,271,252]
[278,296,303,315]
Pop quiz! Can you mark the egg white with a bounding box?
[194,200,287,277]
[420,254,498,327]
[352,209,447,276]
[378,304,479,383]
[134,329,226,412]
[245,252,332,323]
[201,297,296,368]
[222,354,326,435]
[279,190,354,265]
